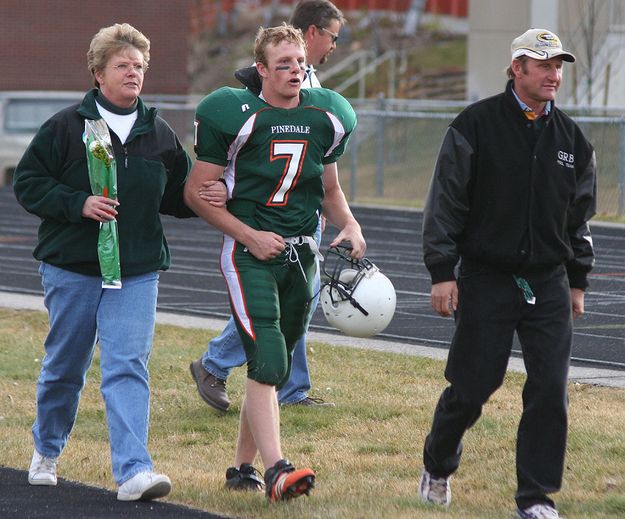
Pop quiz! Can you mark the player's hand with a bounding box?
[198,180,227,207]
[431,280,458,317]
[82,195,119,222]
[245,230,285,260]
[330,223,366,259]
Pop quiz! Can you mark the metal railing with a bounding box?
[339,98,625,219]
[162,97,625,219]
[4,92,624,219]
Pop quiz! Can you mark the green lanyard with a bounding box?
[513,275,536,305]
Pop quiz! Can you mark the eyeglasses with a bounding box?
[109,63,147,74]
[317,26,339,43]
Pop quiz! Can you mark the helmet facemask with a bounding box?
[320,245,396,338]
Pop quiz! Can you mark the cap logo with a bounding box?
[511,28,576,62]
[536,32,562,48]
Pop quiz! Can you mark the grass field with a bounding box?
[2,308,625,518]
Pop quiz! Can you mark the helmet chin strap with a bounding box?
[322,245,371,316]
[330,281,369,316]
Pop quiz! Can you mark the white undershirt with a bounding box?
[95,102,137,144]
[304,65,322,88]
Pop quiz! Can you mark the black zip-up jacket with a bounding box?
[13,89,195,277]
[423,80,596,289]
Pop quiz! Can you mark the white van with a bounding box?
[0,91,84,186]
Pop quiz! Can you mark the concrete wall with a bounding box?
[467,0,625,107]
[467,0,564,102]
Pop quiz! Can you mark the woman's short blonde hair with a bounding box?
[253,23,306,67]
[87,23,150,87]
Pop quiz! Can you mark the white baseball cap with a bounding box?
[511,28,576,63]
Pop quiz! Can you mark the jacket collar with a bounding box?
[77,88,157,140]
[504,80,556,121]
[235,66,262,96]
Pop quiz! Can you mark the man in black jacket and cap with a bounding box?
[419,28,596,519]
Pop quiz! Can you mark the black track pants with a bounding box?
[423,262,572,509]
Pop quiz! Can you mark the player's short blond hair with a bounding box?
[87,23,150,87]
[254,23,307,67]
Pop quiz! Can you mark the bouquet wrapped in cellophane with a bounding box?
[83,119,122,289]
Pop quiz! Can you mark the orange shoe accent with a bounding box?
[268,468,315,502]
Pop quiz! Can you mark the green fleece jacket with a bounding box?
[13,89,195,277]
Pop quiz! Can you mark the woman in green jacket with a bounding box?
[13,22,223,501]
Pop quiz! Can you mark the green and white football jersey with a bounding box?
[194,87,356,237]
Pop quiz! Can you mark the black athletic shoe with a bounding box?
[264,459,315,502]
[282,396,336,407]
[224,463,265,492]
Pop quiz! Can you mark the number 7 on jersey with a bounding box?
[267,140,308,206]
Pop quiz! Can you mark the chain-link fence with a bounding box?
[140,97,625,220]
[337,97,625,219]
[7,93,617,217]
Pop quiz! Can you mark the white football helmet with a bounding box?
[319,246,396,338]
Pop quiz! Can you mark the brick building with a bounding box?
[1,0,467,95]
[0,0,193,94]
[191,0,467,32]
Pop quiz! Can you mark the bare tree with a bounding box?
[580,0,598,105]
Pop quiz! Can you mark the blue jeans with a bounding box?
[202,223,322,404]
[32,263,159,485]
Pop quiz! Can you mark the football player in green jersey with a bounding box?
[184,24,365,502]
[191,0,347,414]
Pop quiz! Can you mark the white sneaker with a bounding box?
[419,469,451,506]
[516,503,561,519]
[28,449,58,486]
[117,471,172,501]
